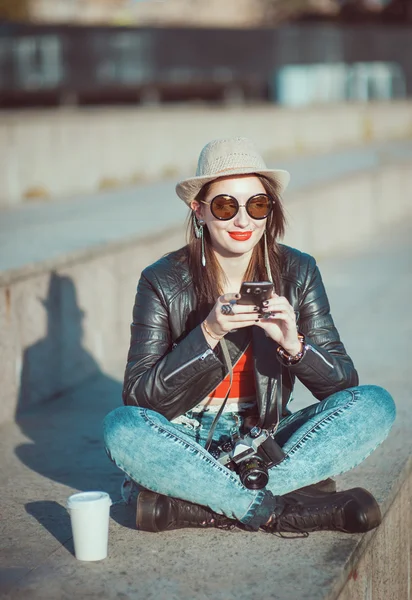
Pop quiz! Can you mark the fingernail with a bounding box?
[263,300,269,306]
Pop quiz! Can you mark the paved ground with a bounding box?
[1,138,412,273]
[1,220,411,600]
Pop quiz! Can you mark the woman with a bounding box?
[103,137,395,535]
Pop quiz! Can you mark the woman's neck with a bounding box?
[213,249,252,293]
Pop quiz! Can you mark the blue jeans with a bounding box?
[103,385,395,528]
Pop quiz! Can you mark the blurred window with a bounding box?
[346,62,406,101]
[13,35,63,90]
[274,62,406,106]
[166,66,198,82]
[0,38,10,89]
[95,32,152,85]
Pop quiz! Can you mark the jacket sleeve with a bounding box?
[122,269,222,420]
[288,256,359,399]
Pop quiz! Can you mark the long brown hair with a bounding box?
[186,175,287,309]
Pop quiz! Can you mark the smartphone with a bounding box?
[237,281,274,307]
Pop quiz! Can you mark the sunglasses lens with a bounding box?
[211,195,238,220]
[248,195,272,219]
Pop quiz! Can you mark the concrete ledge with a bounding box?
[0,228,186,426]
[0,223,411,599]
[1,101,412,207]
[335,458,411,599]
[1,158,411,426]
[284,158,412,257]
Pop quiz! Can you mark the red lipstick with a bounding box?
[229,231,253,241]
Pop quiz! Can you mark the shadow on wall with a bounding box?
[15,272,124,498]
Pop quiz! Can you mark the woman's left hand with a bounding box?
[254,292,301,355]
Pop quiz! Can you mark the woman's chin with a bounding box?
[217,241,256,257]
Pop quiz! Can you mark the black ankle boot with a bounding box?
[136,491,236,532]
[263,487,382,535]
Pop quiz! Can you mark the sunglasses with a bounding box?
[201,194,273,221]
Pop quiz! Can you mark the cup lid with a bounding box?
[66,491,112,510]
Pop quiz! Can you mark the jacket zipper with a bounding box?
[164,348,214,382]
[306,344,334,369]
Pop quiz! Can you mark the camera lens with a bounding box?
[238,456,269,490]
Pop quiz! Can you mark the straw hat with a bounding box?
[176,137,290,206]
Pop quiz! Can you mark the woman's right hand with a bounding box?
[202,293,260,344]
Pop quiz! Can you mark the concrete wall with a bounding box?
[285,159,412,258]
[1,101,412,207]
[1,158,411,426]
[0,229,185,425]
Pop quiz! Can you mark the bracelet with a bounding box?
[277,333,306,366]
[202,320,223,341]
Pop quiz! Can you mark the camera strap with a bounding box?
[204,337,233,451]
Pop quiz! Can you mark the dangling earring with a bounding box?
[192,212,206,267]
[263,230,273,283]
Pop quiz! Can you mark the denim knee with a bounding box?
[103,405,146,457]
[355,384,396,427]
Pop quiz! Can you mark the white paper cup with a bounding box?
[66,491,112,561]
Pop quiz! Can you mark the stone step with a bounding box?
[0,223,411,599]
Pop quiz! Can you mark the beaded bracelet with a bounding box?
[276,333,306,366]
[202,320,223,341]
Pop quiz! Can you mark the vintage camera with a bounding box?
[210,426,285,490]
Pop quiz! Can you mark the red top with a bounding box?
[209,344,256,400]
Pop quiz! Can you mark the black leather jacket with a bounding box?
[123,244,358,429]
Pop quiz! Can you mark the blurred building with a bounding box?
[126,0,339,28]
[0,0,410,109]
[27,0,339,27]
[1,0,410,25]
[336,0,412,21]
[2,0,409,26]
[29,0,129,24]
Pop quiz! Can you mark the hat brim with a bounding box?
[38,297,85,317]
[176,168,290,206]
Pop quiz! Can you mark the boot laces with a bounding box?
[264,495,345,538]
[173,498,235,529]
[277,496,345,535]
